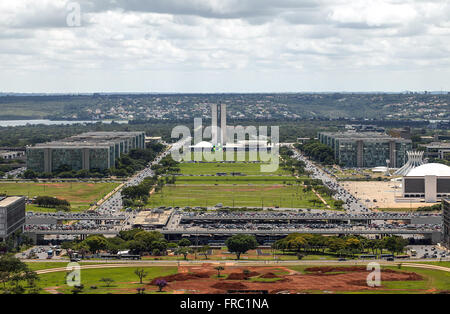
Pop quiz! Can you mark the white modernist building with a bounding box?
[190,104,274,152]
[401,163,450,203]
[394,151,425,176]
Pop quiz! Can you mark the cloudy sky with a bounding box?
[0,0,449,93]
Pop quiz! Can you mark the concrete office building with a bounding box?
[401,163,450,203]
[26,131,145,173]
[210,104,227,146]
[318,132,412,168]
[443,199,449,249]
[0,196,26,241]
[420,142,450,161]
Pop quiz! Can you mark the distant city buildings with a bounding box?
[318,131,412,168]
[420,142,450,161]
[26,132,145,173]
[0,150,24,160]
[0,196,26,241]
[345,124,385,133]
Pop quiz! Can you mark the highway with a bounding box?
[290,145,370,213]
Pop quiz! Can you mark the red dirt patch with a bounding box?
[305,266,367,273]
[260,272,279,279]
[150,272,211,284]
[227,273,247,280]
[151,265,425,294]
[211,282,248,290]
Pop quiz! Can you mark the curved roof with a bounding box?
[405,163,450,177]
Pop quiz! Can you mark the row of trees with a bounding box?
[62,230,260,261]
[295,141,335,165]
[273,233,408,257]
[121,155,180,208]
[279,147,307,175]
[33,196,70,210]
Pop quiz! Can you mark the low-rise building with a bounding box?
[0,196,26,241]
[401,163,450,203]
[26,131,145,173]
[420,142,450,161]
[318,131,412,168]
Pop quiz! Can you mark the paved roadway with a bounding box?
[91,139,186,218]
[291,145,371,213]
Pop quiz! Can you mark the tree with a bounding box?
[155,279,167,292]
[225,234,258,260]
[134,268,148,284]
[0,254,38,293]
[198,245,211,260]
[23,169,37,179]
[100,278,115,287]
[215,266,224,278]
[83,235,108,254]
[176,247,192,260]
[178,238,191,247]
[383,236,407,256]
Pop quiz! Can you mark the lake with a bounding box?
[0,120,128,127]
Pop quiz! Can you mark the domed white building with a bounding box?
[402,163,450,202]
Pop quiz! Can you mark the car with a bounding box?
[338,258,346,261]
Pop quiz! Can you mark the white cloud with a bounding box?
[0,0,449,92]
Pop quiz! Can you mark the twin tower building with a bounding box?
[211,103,228,147]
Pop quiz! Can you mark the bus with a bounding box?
[359,254,377,259]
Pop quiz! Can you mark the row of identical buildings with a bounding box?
[26,132,145,173]
[318,132,412,168]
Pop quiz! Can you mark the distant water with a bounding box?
[0,120,128,127]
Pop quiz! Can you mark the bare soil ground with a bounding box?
[148,264,424,294]
[341,181,435,209]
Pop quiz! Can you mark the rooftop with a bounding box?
[320,131,411,142]
[0,196,24,207]
[405,163,450,177]
[423,142,450,149]
[30,131,144,149]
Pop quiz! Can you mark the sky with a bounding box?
[0,0,449,93]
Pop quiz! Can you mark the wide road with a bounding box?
[290,145,370,213]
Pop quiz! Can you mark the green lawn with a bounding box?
[149,153,338,209]
[174,175,301,185]
[0,182,119,211]
[179,162,289,175]
[148,184,335,208]
[183,151,271,162]
[36,266,177,294]
[26,262,104,271]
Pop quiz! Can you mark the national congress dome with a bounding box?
[402,163,450,203]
